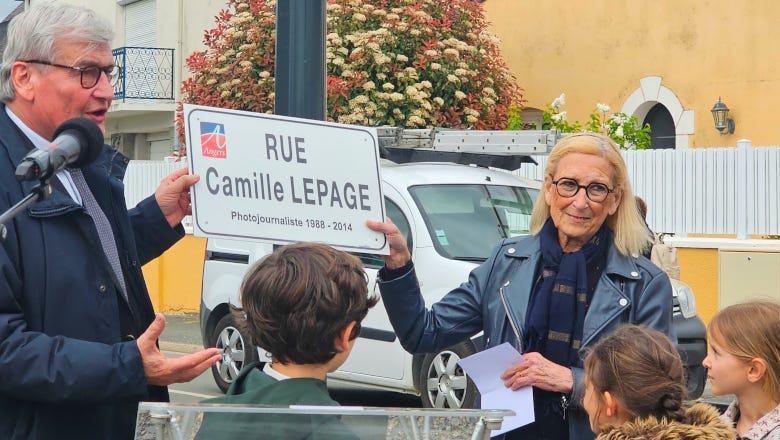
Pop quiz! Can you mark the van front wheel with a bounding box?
[210,314,260,393]
[418,341,478,409]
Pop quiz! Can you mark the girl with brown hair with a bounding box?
[583,324,734,439]
[704,301,780,439]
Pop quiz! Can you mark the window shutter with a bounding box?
[124,0,156,47]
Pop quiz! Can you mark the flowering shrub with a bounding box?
[507,93,652,150]
[176,0,523,145]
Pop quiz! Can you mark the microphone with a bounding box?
[15,117,104,182]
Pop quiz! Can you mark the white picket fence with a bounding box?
[514,141,780,238]
[125,142,780,238]
[124,159,193,230]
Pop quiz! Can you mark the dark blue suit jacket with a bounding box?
[0,105,184,439]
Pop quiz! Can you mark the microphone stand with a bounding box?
[0,179,52,242]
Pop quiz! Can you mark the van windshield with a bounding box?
[409,184,539,261]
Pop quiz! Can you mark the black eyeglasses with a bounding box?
[551,178,615,203]
[22,60,121,89]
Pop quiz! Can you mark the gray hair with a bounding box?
[0,2,114,102]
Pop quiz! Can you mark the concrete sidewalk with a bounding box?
[159,313,202,354]
[157,312,733,409]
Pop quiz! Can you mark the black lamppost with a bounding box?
[274,1,326,121]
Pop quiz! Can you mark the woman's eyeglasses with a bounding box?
[551,178,615,203]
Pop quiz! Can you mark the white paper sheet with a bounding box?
[458,342,535,436]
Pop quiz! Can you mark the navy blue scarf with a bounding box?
[524,217,611,367]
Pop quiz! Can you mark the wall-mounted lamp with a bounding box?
[710,97,735,135]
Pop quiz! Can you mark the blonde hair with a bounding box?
[707,301,780,401]
[529,132,649,256]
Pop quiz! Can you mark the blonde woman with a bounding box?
[369,133,673,439]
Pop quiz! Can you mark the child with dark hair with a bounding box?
[196,242,379,439]
[582,324,734,439]
[704,301,780,439]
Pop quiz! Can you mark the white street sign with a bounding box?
[183,104,388,254]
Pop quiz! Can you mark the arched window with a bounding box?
[643,104,675,149]
[622,76,694,149]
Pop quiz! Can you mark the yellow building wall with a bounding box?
[677,247,719,325]
[142,235,206,313]
[483,0,780,146]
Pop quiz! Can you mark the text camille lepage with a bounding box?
[204,133,374,212]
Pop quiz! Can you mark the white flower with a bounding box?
[454,90,466,100]
[551,111,567,122]
[373,54,391,65]
[611,113,628,124]
[597,103,610,113]
[614,126,624,138]
[408,115,425,126]
[382,83,394,91]
[551,93,566,110]
[444,48,459,58]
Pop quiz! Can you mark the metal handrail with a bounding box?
[112,46,175,101]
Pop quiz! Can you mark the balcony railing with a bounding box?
[112,47,174,101]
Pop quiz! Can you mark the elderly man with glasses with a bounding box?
[0,3,220,440]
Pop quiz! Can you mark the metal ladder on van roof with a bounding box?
[377,128,561,170]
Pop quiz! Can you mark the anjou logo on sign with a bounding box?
[200,122,227,158]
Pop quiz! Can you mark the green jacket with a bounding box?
[195,363,358,439]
